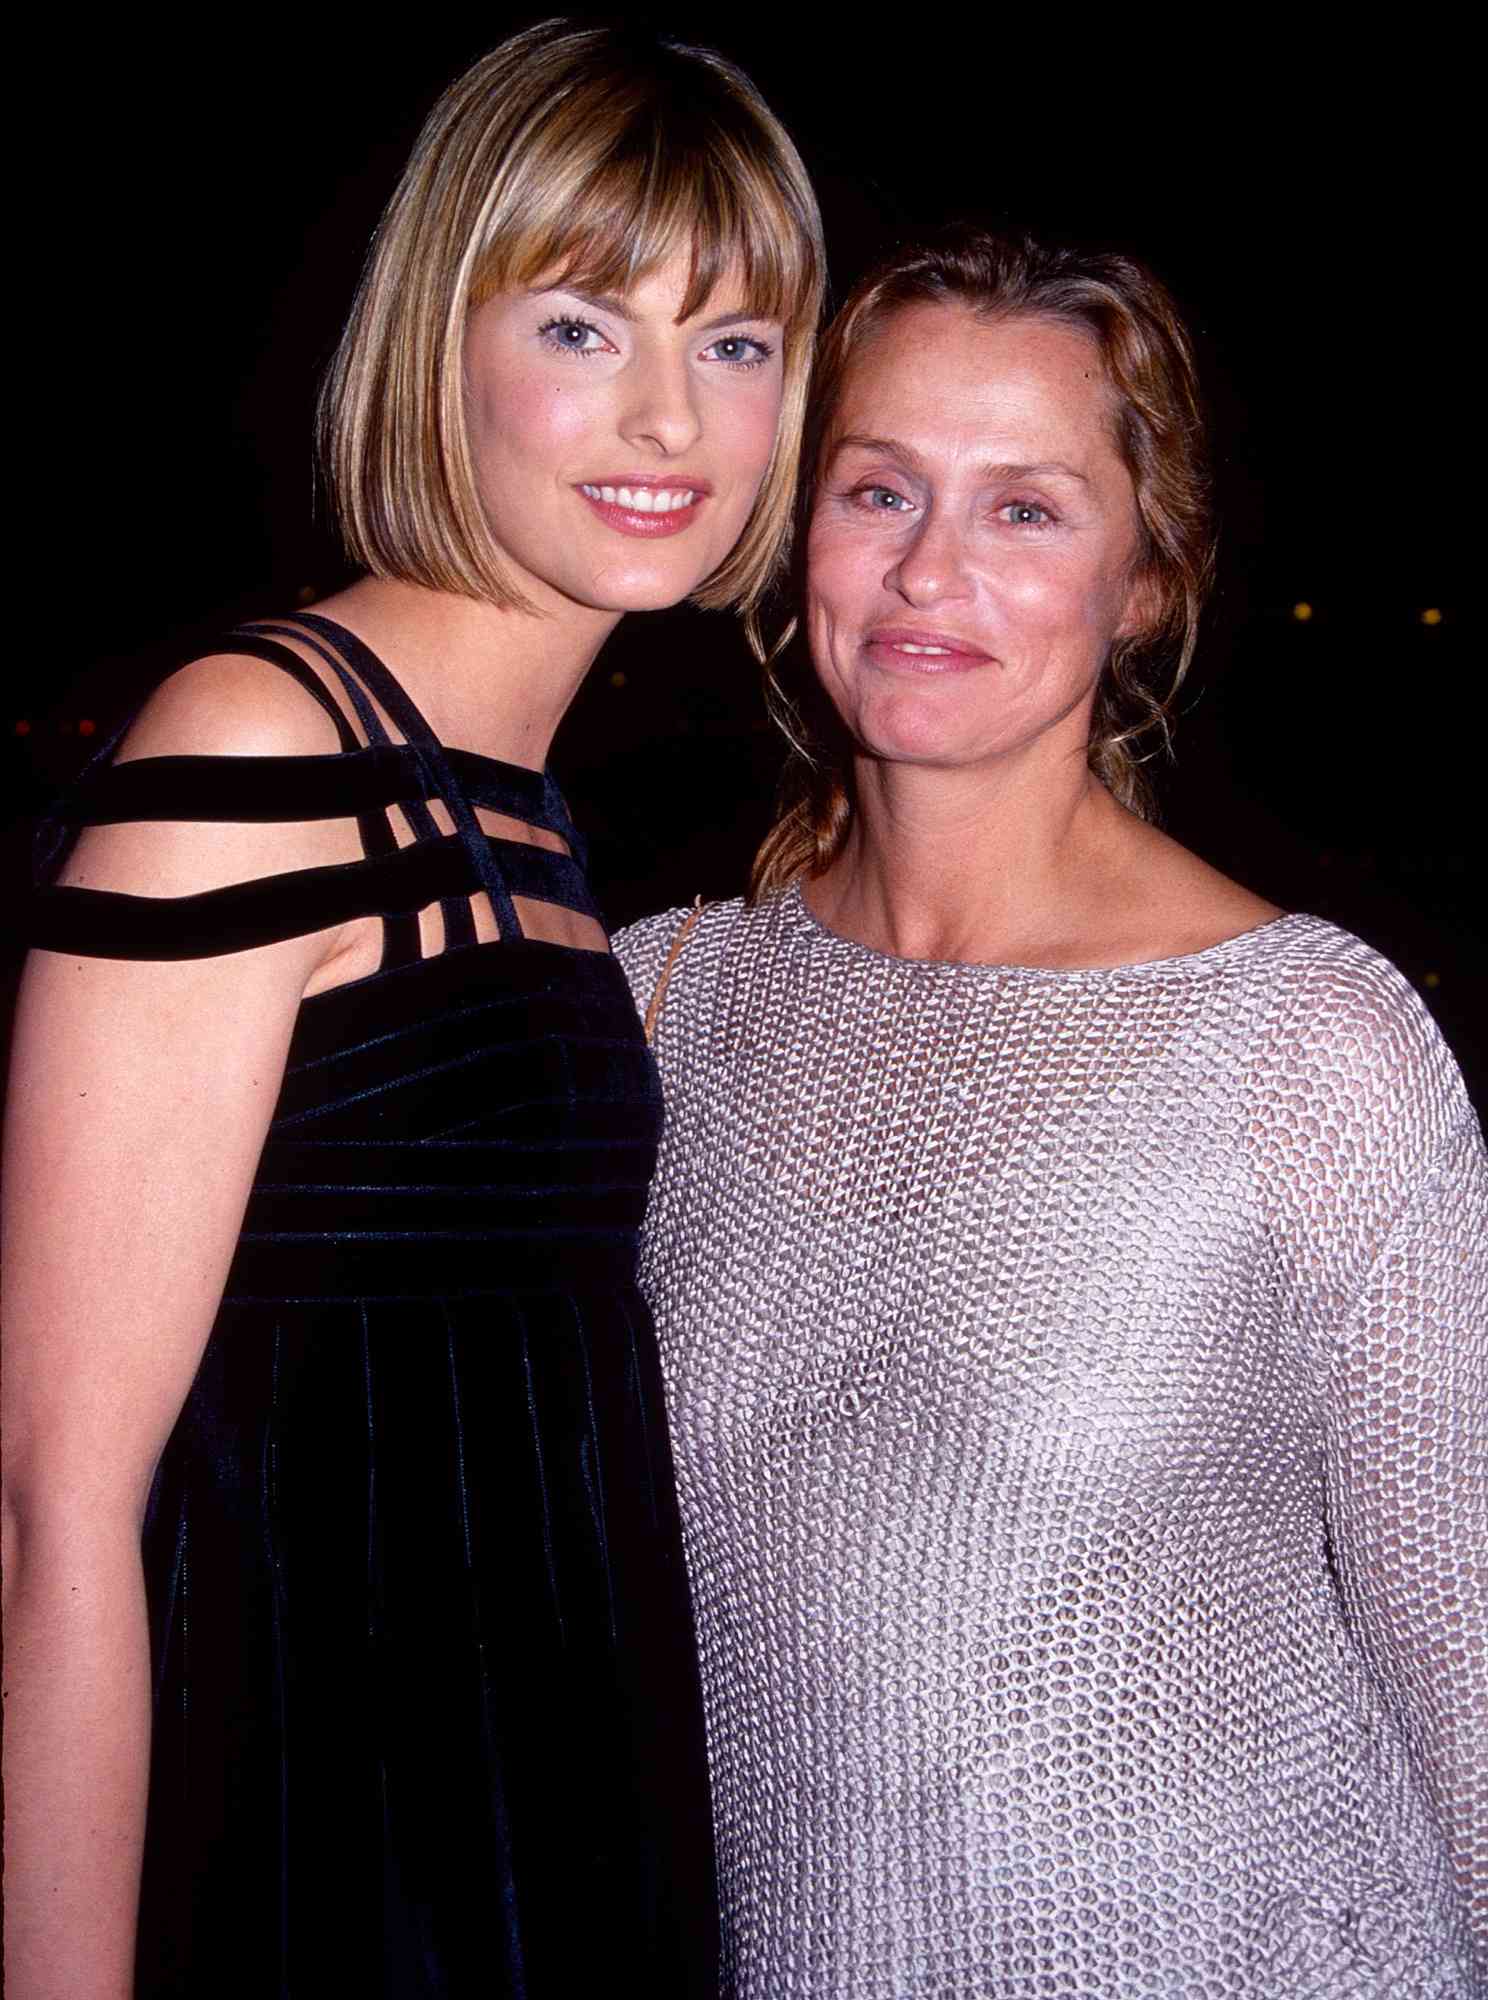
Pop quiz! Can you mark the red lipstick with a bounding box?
[576,475,711,538]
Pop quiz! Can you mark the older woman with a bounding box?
[617,228,1487,1997]
[2,21,823,1998]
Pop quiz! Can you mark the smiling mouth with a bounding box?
[577,483,704,537]
[865,629,992,672]
[581,483,696,512]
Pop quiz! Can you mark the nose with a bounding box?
[619,341,703,457]
[885,505,970,607]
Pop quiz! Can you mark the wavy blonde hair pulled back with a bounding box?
[320,19,825,624]
[752,226,1214,899]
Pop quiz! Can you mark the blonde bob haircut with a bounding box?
[320,19,825,623]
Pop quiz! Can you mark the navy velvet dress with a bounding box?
[31,614,719,1998]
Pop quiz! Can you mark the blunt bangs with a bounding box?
[474,103,815,336]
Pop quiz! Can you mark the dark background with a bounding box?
[12,15,1480,1109]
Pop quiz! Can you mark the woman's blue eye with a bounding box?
[705,334,773,369]
[538,317,606,355]
[1003,501,1051,527]
[864,487,909,511]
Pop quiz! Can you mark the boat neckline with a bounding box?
[780,880,1315,982]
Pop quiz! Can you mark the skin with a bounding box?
[462,262,784,622]
[0,251,785,1999]
[803,303,1278,968]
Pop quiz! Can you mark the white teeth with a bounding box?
[582,485,698,511]
[896,643,951,655]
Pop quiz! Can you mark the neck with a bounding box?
[806,737,1138,966]
[310,575,621,768]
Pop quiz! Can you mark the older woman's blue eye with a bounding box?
[864,487,908,510]
[1004,501,1050,526]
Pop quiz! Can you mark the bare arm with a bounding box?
[1,658,352,1998]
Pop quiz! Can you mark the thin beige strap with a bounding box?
[644,897,704,1045]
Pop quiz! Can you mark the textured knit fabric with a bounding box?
[33,616,718,2000]
[615,884,1488,2000]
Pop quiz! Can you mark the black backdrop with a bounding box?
[12,14,1480,1109]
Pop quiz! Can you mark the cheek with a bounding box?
[1001,556,1078,616]
[1072,562,1138,652]
[806,519,881,628]
[712,379,785,490]
[805,554,882,728]
[804,584,849,717]
[471,365,591,475]
[1000,557,1124,653]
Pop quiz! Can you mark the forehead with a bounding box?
[833,304,1120,466]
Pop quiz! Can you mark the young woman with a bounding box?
[619,227,1486,1996]
[2,22,823,1997]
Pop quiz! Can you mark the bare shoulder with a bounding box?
[58,648,354,903]
[116,647,344,763]
[1113,815,1284,956]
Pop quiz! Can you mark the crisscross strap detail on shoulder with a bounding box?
[246,617,483,955]
[31,613,604,970]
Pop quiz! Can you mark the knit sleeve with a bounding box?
[1322,1104,1488,1977]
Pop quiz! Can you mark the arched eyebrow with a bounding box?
[693,306,780,332]
[984,460,1090,486]
[528,283,635,320]
[826,434,1090,485]
[825,435,922,476]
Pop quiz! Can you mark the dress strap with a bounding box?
[223,627,421,966]
[253,613,522,946]
[219,636,359,746]
[32,628,436,970]
[241,618,475,952]
[32,613,594,968]
[36,633,406,906]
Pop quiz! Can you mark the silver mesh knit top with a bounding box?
[615,888,1488,1999]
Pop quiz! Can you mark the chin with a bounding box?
[585,582,702,615]
[852,696,984,768]
[866,740,985,773]
[577,557,723,614]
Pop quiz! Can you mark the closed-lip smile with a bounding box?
[865,625,993,669]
